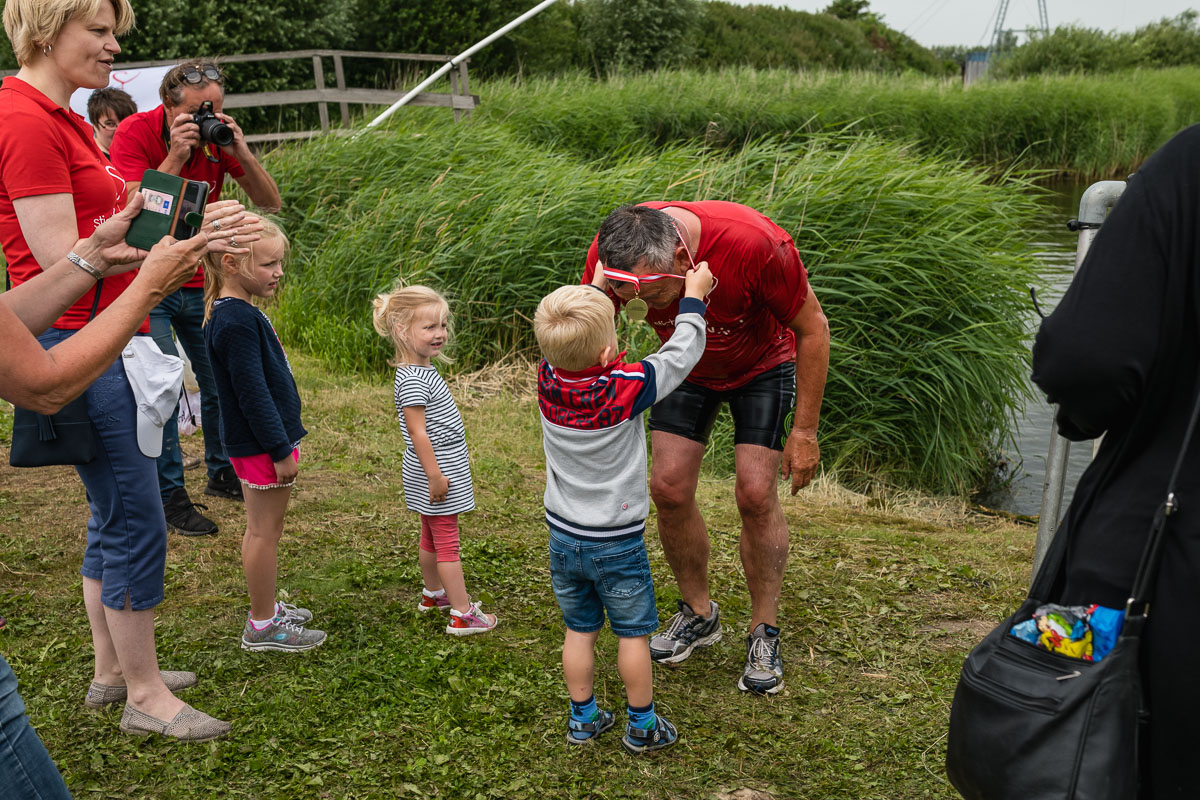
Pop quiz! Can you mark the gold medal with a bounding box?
[625,297,648,322]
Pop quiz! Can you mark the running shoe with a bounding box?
[275,600,313,625]
[738,623,784,694]
[649,600,722,664]
[446,601,498,636]
[241,617,326,652]
[417,592,452,613]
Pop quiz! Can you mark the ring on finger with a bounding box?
[231,236,238,247]
[211,220,221,231]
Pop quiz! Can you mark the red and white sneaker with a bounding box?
[446,601,498,636]
[417,592,452,613]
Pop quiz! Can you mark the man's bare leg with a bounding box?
[733,444,789,629]
[649,431,709,612]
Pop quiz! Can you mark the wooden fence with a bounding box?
[14,49,479,144]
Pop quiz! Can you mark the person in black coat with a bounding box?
[1032,124,1200,798]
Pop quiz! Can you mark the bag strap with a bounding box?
[1125,383,1200,619]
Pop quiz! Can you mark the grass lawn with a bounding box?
[0,354,1034,799]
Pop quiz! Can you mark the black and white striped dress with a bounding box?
[394,365,475,516]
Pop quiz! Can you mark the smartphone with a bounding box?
[125,169,209,250]
[173,179,209,240]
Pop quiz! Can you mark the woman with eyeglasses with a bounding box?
[0,0,239,745]
[86,86,134,158]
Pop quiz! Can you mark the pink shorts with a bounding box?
[419,514,461,562]
[229,448,300,490]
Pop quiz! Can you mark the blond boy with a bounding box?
[534,264,712,753]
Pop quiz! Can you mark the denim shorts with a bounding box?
[38,328,167,612]
[548,527,658,638]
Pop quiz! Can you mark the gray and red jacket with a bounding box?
[539,297,707,539]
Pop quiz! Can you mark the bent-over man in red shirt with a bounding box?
[582,201,830,695]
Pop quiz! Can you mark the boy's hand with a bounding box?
[274,454,298,484]
[684,261,714,300]
[429,473,450,503]
[591,261,608,291]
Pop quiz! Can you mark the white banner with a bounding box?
[69,65,172,120]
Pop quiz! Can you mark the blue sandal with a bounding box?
[567,707,615,744]
[621,715,678,754]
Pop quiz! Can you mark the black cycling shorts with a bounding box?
[648,362,796,451]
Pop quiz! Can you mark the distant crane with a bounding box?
[990,0,1049,55]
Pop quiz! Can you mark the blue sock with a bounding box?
[628,702,656,730]
[570,695,598,722]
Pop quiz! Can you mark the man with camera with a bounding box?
[110,61,281,536]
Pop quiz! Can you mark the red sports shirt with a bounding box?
[0,77,142,331]
[583,200,808,391]
[109,104,245,288]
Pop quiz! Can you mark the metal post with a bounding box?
[1032,180,1127,579]
[365,0,559,130]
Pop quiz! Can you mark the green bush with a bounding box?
[578,0,701,74]
[694,2,951,74]
[994,11,1200,77]
[263,115,1043,493]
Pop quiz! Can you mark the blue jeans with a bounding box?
[149,286,229,500]
[38,329,167,611]
[0,655,72,799]
[548,527,659,638]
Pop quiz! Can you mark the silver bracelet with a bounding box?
[67,251,104,280]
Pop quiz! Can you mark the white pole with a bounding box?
[366,0,560,130]
[1031,180,1126,582]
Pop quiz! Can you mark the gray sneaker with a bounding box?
[275,601,313,625]
[738,623,784,694]
[649,600,722,664]
[241,617,326,652]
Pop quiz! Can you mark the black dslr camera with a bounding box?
[192,100,233,147]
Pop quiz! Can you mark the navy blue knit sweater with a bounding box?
[205,297,307,462]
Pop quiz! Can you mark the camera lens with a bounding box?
[198,115,234,147]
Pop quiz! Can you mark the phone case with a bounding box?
[125,169,209,250]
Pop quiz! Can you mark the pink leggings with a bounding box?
[419,514,461,562]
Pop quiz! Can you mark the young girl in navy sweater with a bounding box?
[204,220,325,652]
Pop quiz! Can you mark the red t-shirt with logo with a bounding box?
[109,104,245,288]
[0,77,144,331]
[583,200,808,391]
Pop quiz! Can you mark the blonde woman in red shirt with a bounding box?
[0,0,250,743]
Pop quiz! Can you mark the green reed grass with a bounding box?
[476,67,1200,179]
[264,116,1042,494]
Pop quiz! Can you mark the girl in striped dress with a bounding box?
[372,286,498,635]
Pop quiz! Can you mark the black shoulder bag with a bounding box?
[945,387,1200,800]
[8,276,103,467]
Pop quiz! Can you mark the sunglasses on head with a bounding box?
[178,64,222,85]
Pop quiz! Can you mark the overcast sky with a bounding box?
[729,1,1198,48]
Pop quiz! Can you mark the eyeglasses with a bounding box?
[177,64,223,86]
[602,223,696,292]
[96,119,119,131]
